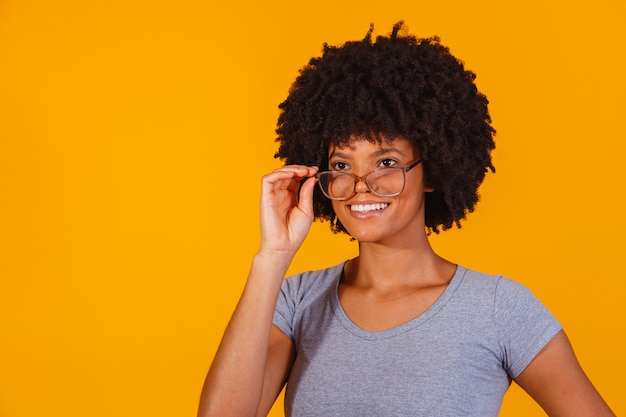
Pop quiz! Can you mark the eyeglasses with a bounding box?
[316,159,422,201]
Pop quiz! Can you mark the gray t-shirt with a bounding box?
[273,263,562,417]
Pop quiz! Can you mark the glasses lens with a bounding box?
[318,172,354,199]
[366,168,405,196]
[317,168,407,200]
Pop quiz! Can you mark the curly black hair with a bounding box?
[275,21,496,234]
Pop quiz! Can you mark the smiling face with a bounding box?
[328,135,430,244]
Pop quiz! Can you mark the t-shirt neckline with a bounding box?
[329,263,467,340]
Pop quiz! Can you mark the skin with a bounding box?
[327,137,456,331]
[197,136,614,417]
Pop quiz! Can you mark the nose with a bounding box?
[354,177,370,194]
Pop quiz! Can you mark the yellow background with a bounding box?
[0,1,624,416]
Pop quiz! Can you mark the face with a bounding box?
[328,135,430,244]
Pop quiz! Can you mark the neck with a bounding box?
[345,233,455,291]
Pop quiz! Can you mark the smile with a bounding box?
[350,203,389,213]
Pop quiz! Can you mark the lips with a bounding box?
[349,203,389,213]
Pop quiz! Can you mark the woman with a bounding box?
[198,22,614,416]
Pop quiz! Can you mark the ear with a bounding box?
[423,180,435,193]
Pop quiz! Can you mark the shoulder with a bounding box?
[458,265,559,324]
[463,268,563,377]
[456,266,562,378]
[279,262,345,303]
[452,266,504,306]
[455,266,535,304]
[274,262,345,340]
[452,266,557,326]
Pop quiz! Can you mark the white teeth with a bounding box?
[350,203,388,213]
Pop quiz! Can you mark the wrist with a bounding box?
[254,248,297,268]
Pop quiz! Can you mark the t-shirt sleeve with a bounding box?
[494,277,563,379]
[272,275,301,341]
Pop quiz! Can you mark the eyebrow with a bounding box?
[329,147,405,159]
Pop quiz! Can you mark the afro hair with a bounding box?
[275,21,496,234]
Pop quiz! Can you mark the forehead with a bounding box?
[329,135,416,156]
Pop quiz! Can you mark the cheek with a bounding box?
[331,200,343,216]
[404,189,428,215]
[330,200,352,226]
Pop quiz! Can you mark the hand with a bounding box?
[258,165,319,255]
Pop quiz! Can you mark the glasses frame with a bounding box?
[316,159,423,201]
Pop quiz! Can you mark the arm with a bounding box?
[515,330,615,417]
[197,165,318,417]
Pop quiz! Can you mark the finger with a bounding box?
[262,166,318,188]
[298,176,317,217]
[271,165,318,177]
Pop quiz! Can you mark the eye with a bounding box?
[378,158,398,168]
[331,161,349,171]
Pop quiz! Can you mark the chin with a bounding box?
[345,228,383,243]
